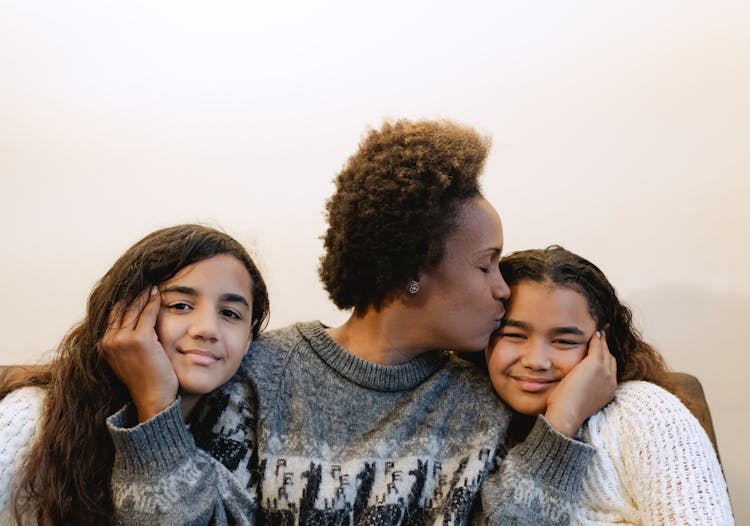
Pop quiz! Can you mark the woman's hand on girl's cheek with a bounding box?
[543,331,617,437]
[100,286,179,423]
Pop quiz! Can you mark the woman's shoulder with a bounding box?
[440,353,507,414]
[248,321,321,358]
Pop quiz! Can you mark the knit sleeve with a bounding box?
[482,415,595,525]
[107,399,256,526]
[0,387,45,518]
[613,381,734,525]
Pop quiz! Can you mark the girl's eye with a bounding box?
[220,308,241,320]
[500,332,526,341]
[552,339,580,347]
[168,302,192,312]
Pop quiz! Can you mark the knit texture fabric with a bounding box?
[575,381,734,525]
[0,386,45,524]
[109,321,595,525]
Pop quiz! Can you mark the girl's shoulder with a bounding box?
[586,380,703,438]
[0,386,46,446]
[0,385,46,416]
[614,379,681,405]
[0,387,46,497]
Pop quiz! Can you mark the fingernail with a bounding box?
[151,285,158,295]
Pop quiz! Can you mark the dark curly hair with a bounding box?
[320,119,491,312]
[498,245,687,405]
[0,224,269,525]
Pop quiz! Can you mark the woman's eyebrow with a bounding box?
[475,247,502,257]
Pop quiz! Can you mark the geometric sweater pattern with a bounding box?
[108,321,596,525]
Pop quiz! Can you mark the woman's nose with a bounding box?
[492,266,511,301]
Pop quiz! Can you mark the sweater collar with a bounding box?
[296,321,450,392]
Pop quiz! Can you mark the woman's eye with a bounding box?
[479,266,490,274]
[500,332,525,340]
[168,302,192,312]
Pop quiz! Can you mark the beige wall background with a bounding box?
[2,1,748,521]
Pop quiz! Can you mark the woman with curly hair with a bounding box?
[487,245,733,524]
[0,224,269,525]
[105,119,617,525]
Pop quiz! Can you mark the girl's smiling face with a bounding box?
[486,280,596,415]
[155,254,254,414]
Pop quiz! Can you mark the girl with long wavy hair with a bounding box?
[0,224,269,525]
[486,245,733,524]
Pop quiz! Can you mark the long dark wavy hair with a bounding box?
[0,224,269,525]
[498,245,685,403]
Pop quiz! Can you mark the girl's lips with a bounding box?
[513,376,557,393]
[179,349,219,366]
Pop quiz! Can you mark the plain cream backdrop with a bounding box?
[2,1,748,521]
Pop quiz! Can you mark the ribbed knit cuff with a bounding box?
[107,399,197,475]
[512,415,595,495]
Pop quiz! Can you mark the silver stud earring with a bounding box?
[407,281,420,295]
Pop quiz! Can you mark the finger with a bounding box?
[121,287,154,330]
[586,331,602,358]
[106,299,127,331]
[133,286,161,333]
[608,347,618,375]
[596,332,617,373]
[598,331,609,353]
[599,332,614,365]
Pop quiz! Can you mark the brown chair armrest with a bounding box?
[667,372,720,462]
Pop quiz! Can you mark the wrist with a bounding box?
[543,407,581,438]
[134,394,176,423]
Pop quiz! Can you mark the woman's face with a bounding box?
[416,197,511,352]
[486,280,595,415]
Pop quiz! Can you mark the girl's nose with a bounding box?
[188,307,219,342]
[520,340,551,370]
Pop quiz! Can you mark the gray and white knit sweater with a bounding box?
[108,321,595,525]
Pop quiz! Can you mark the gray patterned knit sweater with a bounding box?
[108,321,595,525]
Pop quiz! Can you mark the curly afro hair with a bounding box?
[319,118,491,312]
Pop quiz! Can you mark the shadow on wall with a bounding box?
[627,284,749,522]
[627,284,748,405]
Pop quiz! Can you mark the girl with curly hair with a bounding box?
[0,224,269,525]
[105,119,617,525]
[487,245,733,524]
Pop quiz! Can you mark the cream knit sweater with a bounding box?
[575,381,733,525]
[0,386,45,523]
